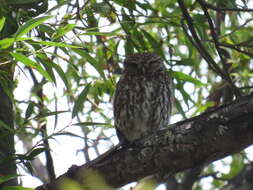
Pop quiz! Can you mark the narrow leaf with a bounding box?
[10,52,53,82]
[175,98,187,119]
[0,16,6,32]
[14,16,52,39]
[0,38,14,49]
[46,0,72,13]
[72,83,91,118]
[27,148,47,160]
[73,49,106,80]
[31,40,82,48]
[80,31,120,37]
[2,187,34,190]
[52,24,75,39]
[37,56,56,84]
[35,110,68,119]
[171,71,205,86]
[141,29,163,55]
[25,102,35,119]
[72,122,110,126]
[0,174,19,184]
[0,120,15,133]
[50,63,69,90]
[52,132,84,139]
[176,59,196,66]
[23,161,34,175]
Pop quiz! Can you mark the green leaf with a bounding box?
[0,16,6,32]
[72,122,111,127]
[36,53,69,89]
[10,52,53,82]
[141,29,163,56]
[37,55,56,84]
[0,38,14,49]
[14,16,52,39]
[2,186,34,190]
[6,0,42,4]
[125,38,134,55]
[72,83,91,118]
[132,29,148,50]
[52,24,75,39]
[35,111,69,119]
[0,174,18,184]
[0,120,15,134]
[52,132,84,139]
[92,2,112,16]
[73,49,106,80]
[25,102,35,119]
[171,71,205,86]
[176,59,196,66]
[223,154,244,178]
[175,81,194,108]
[50,63,70,90]
[30,40,82,48]
[46,0,72,13]
[27,148,47,160]
[23,161,34,175]
[80,31,121,37]
[38,24,55,36]
[174,98,187,119]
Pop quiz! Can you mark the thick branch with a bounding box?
[37,94,253,190]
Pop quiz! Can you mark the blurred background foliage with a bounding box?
[0,0,253,189]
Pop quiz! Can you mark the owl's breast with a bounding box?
[113,73,171,142]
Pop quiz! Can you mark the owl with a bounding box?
[113,52,172,144]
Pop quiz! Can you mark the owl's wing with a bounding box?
[113,77,126,119]
[113,76,131,143]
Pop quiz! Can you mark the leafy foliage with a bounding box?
[0,0,253,189]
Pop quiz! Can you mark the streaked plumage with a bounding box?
[113,52,172,143]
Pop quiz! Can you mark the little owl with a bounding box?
[113,52,172,144]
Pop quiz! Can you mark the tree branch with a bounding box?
[177,0,227,82]
[37,94,253,190]
[197,0,240,97]
[199,0,253,12]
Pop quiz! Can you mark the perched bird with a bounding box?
[113,52,172,144]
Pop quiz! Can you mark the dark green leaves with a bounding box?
[0,174,19,185]
[72,83,91,118]
[171,71,205,86]
[27,147,47,160]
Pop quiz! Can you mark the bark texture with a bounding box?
[37,94,253,190]
[0,64,17,186]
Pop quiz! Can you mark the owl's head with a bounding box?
[123,52,166,76]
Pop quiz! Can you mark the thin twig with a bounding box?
[28,68,56,181]
[219,42,253,57]
[202,0,253,12]
[197,0,241,97]
[218,19,253,40]
[177,0,225,78]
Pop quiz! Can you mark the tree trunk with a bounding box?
[0,63,17,187]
